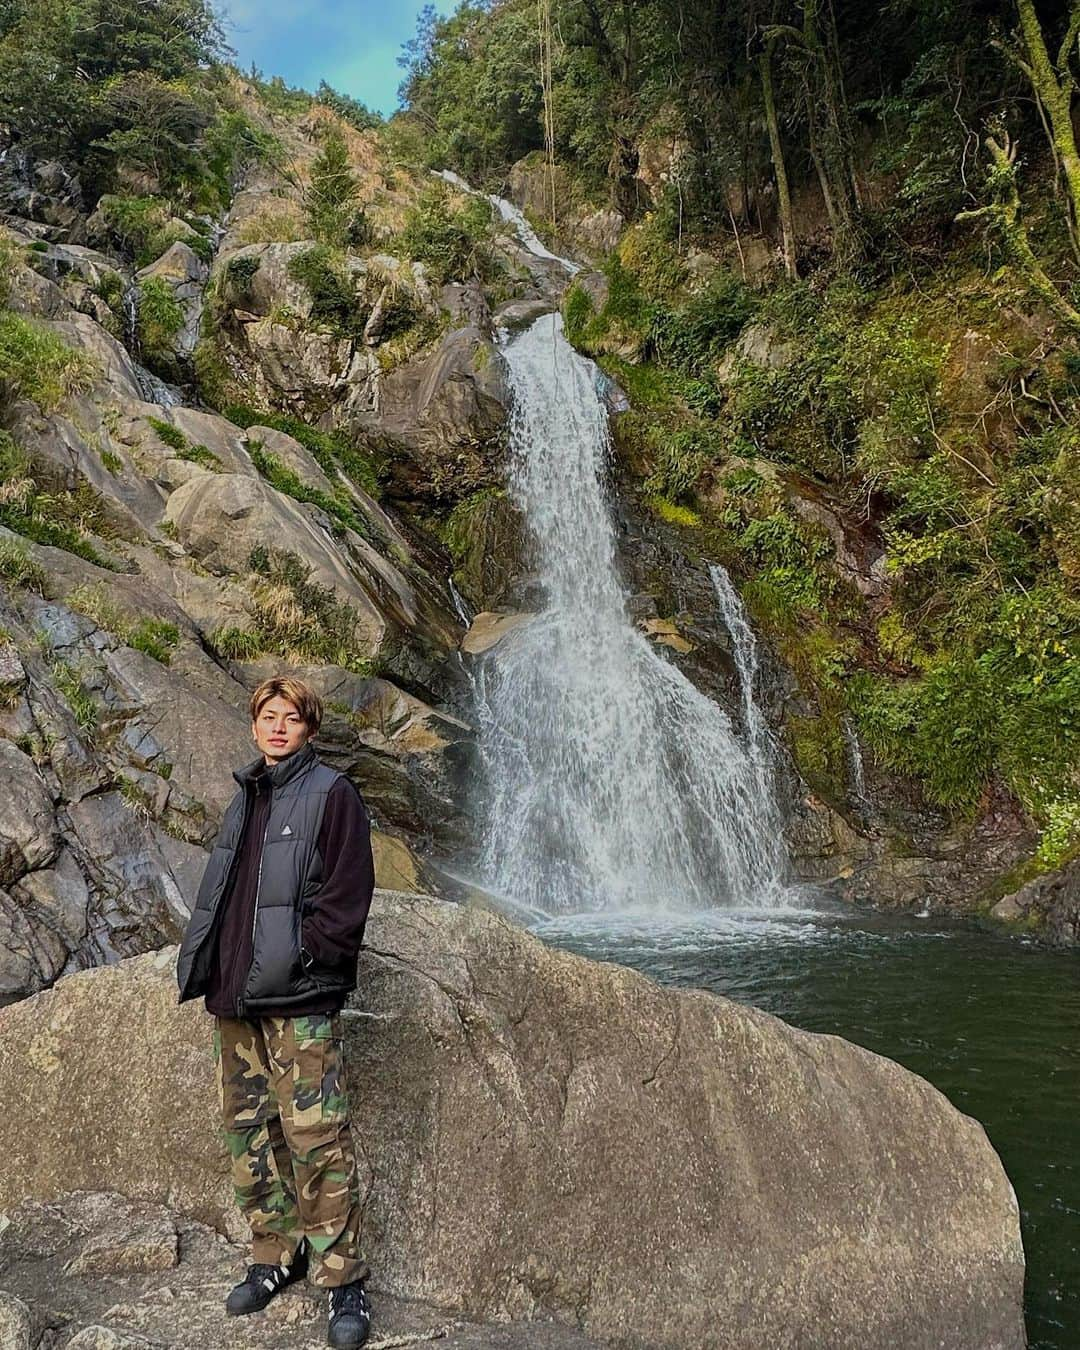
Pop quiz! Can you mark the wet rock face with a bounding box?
[0,897,1026,1350]
[0,141,86,239]
[992,857,1080,946]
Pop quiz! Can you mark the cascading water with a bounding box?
[709,563,782,819]
[434,168,581,273]
[474,313,787,914]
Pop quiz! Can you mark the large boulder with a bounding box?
[991,857,1080,946]
[0,894,1025,1350]
[163,472,388,651]
[375,325,509,504]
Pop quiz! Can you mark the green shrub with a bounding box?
[247,442,366,538]
[0,433,118,567]
[643,423,718,502]
[315,81,381,132]
[397,186,496,286]
[177,443,221,470]
[649,272,756,376]
[136,277,184,360]
[98,195,171,265]
[563,283,595,349]
[286,245,364,336]
[224,252,261,298]
[146,416,187,451]
[441,487,504,564]
[208,625,263,661]
[0,313,95,410]
[224,404,381,497]
[129,618,181,662]
[304,129,364,248]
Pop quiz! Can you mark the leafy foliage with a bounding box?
[316,82,381,132]
[135,277,184,362]
[286,245,364,336]
[223,404,382,498]
[397,185,497,285]
[0,432,119,567]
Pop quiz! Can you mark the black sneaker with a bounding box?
[327,1279,372,1348]
[225,1240,309,1315]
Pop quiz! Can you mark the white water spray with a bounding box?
[474,314,787,914]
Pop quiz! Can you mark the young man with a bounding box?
[176,676,376,1349]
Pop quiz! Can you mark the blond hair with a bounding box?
[249,676,323,734]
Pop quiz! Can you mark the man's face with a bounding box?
[252,696,311,764]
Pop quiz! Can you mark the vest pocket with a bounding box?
[248,903,315,998]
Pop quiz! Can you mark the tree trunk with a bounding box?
[1015,0,1080,246]
[760,44,798,277]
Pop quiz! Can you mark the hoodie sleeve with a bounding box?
[300,777,375,972]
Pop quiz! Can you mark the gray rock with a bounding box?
[0,1291,33,1350]
[163,472,387,652]
[0,742,59,887]
[60,1193,178,1276]
[376,326,509,504]
[573,209,624,255]
[67,792,191,938]
[0,1191,601,1349]
[0,887,68,1000]
[992,858,1080,946]
[14,847,90,949]
[66,1330,154,1349]
[0,899,1026,1350]
[0,644,25,695]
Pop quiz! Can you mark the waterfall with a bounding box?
[709,564,781,812]
[474,313,787,914]
[842,714,872,823]
[433,168,580,274]
[122,280,183,407]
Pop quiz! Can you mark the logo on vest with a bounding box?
[281,824,292,835]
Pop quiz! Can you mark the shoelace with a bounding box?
[246,1260,291,1293]
[329,1282,371,1319]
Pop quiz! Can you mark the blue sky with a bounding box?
[221,1,455,116]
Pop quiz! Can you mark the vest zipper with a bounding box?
[238,815,273,1017]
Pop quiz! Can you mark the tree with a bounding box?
[956,127,1080,332]
[304,131,363,248]
[1005,0,1080,256]
[759,35,797,276]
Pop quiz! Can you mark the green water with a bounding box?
[532,897,1080,1349]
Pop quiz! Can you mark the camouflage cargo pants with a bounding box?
[213,1013,367,1288]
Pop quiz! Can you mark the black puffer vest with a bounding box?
[176,744,350,1014]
